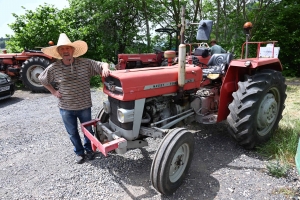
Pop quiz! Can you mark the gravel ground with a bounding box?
[0,88,299,200]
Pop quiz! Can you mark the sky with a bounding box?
[0,0,69,38]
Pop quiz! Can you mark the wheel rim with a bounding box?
[169,143,190,183]
[26,65,44,87]
[257,87,280,136]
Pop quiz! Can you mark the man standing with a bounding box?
[210,39,226,55]
[39,33,110,164]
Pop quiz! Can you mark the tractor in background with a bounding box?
[81,6,286,195]
[117,26,212,70]
[0,43,56,92]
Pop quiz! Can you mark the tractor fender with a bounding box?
[217,58,283,122]
[23,51,53,60]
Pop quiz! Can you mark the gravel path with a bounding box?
[0,88,299,199]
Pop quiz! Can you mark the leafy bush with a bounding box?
[90,75,103,88]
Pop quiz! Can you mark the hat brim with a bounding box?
[41,40,88,59]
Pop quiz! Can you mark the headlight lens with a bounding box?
[117,110,125,123]
[117,108,134,123]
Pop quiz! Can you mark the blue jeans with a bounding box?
[59,107,94,155]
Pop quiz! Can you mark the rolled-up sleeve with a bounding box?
[38,65,54,85]
[89,59,103,76]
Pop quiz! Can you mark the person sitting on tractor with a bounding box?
[210,39,226,55]
[38,33,110,164]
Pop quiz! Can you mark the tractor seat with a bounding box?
[202,53,233,79]
[194,47,209,58]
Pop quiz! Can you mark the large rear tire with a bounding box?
[227,69,287,149]
[20,57,50,92]
[150,128,195,195]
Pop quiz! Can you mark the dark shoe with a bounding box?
[86,151,95,160]
[76,154,85,164]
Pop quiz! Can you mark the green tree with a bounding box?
[253,0,300,76]
[6,4,72,53]
[5,0,299,77]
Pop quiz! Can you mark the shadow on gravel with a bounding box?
[180,122,265,200]
[87,122,266,199]
[89,148,157,199]
[0,97,24,108]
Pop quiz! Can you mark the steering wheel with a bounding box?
[199,42,210,48]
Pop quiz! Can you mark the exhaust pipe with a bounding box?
[178,44,186,88]
[177,5,186,98]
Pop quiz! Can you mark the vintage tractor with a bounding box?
[81,8,286,195]
[117,27,211,70]
[0,44,55,92]
[117,27,177,70]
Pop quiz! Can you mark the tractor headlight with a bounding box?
[117,108,134,123]
[103,100,111,114]
[245,60,251,67]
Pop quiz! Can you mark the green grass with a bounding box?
[256,84,300,177]
[266,159,289,178]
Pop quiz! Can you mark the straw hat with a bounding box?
[210,39,217,44]
[41,33,88,59]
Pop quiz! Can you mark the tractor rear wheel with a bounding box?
[20,57,50,92]
[150,128,195,195]
[94,107,109,142]
[227,69,287,149]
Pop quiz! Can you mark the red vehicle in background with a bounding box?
[117,27,212,70]
[0,44,55,92]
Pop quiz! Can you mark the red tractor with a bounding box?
[117,27,212,70]
[0,46,55,92]
[81,9,286,195]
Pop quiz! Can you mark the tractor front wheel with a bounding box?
[20,57,50,92]
[150,128,195,195]
[94,107,109,142]
[227,69,287,149]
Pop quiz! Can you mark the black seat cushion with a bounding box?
[207,53,233,68]
[203,53,233,78]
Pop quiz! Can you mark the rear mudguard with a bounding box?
[217,58,283,122]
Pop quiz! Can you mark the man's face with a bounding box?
[57,45,75,60]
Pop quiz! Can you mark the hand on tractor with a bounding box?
[101,63,111,77]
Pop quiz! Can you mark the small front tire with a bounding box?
[94,107,109,142]
[150,128,195,195]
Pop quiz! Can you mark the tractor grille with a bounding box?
[108,96,134,130]
[104,76,123,95]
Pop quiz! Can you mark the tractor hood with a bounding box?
[103,65,203,101]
